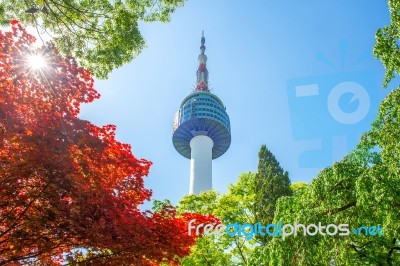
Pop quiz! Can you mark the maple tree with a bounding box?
[0,21,217,265]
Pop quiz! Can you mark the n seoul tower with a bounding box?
[172,32,231,195]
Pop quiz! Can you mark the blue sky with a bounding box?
[79,1,391,207]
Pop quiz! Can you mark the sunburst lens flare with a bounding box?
[27,54,46,69]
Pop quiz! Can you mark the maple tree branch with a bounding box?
[43,0,109,18]
[33,16,45,45]
[323,200,356,216]
[73,246,135,264]
[234,236,248,265]
[332,179,345,190]
[0,172,53,239]
[46,0,103,34]
[350,242,368,259]
[44,0,80,36]
[0,241,69,265]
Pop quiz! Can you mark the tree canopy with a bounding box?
[0,21,215,265]
[0,0,186,79]
[177,146,292,265]
[374,0,400,87]
[254,145,292,244]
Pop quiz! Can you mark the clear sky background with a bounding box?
[79,1,391,208]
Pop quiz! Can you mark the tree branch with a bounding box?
[323,200,356,216]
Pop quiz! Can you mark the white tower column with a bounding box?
[189,135,214,195]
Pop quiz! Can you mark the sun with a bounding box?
[27,54,46,69]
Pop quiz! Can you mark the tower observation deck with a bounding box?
[172,32,231,195]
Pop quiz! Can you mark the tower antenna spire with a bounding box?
[196,31,209,91]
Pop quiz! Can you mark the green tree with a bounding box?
[217,172,258,265]
[254,145,292,244]
[177,175,258,266]
[266,133,400,265]
[177,145,293,265]
[374,0,400,87]
[152,199,173,212]
[0,0,186,79]
[290,181,307,192]
[177,190,232,266]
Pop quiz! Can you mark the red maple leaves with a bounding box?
[0,22,218,265]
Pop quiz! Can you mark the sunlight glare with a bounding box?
[28,54,46,69]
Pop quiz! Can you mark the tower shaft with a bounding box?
[189,135,213,194]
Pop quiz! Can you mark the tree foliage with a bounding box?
[177,190,232,266]
[374,0,400,87]
[0,22,214,265]
[177,181,256,266]
[254,145,292,243]
[0,0,186,79]
[177,146,292,265]
[290,181,307,192]
[265,129,400,265]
